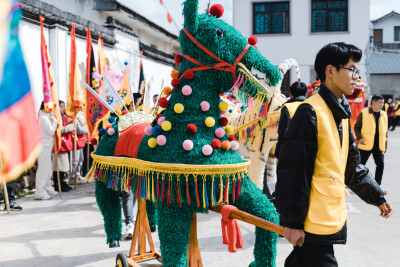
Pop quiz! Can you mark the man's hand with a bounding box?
[283,228,305,247]
[378,202,392,218]
[359,139,366,145]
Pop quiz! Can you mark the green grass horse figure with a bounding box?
[91,1,281,266]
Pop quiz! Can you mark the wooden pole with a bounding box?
[53,138,62,197]
[86,141,90,174]
[73,125,77,190]
[0,152,10,213]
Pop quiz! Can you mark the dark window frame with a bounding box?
[311,0,348,33]
[394,26,400,42]
[252,1,290,35]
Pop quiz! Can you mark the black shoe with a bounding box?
[150,226,156,233]
[4,201,22,211]
[109,239,120,248]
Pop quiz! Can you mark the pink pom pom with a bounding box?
[202,145,213,156]
[158,116,166,126]
[221,110,227,116]
[230,141,239,150]
[182,85,192,96]
[200,101,210,112]
[183,140,193,151]
[144,126,152,135]
[157,135,167,146]
[215,127,225,138]
[107,128,115,136]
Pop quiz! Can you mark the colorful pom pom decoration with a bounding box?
[171,78,180,88]
[210,4,224,18]
[108,116,116,124]
[182,85,192,96]
[211,139,221,149]
[183,140,194,151]
[148,138,157,148]
[99,128,107,136]
[225,125,234,135]
[230,141,239,150]
[174,54,183,63]
[121,110,128,115]
[171,70,179,79]
[163,87,173,96]
[219,117,228,126]
[161,121,172,131]
[202,145,213,156]
[144,126,152,135]
[107,128,115,136]
[200,101,210,112]
[220,110,227,115]
[106,125,112,130]
[151,126,162,135]
[157,135,167,146]
[187,124,197,134]
[174,103,184,114]
[158,116,166,126]
[221,140,231,150]
[90,138,98,146]
[184,69,194,80]
[219,101,228,111]
[228,135,237,141]
[159,97,169,108]
[215,127,225,138]
[248,35,258,46]
[205,117,215,127]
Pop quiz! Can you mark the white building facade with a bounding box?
[233,0,370,94]
[20,0,180,112]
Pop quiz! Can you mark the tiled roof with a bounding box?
[369,52,400,74]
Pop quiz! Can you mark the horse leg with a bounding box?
[249,151,267,189]
[157,202,194,267]
[95,181,122,243]
[234,177,279,267]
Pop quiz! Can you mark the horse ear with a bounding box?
[183,0,199,32]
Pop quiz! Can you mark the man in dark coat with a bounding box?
[275,43,392,267]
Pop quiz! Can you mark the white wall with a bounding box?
[233,0,370,85]
[373,15,400,43]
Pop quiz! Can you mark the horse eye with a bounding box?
[216,28,224,37]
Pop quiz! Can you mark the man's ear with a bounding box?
[326,65,334,79]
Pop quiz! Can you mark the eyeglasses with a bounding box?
[338,67,360,79]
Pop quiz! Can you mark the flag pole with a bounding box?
[0,152,10,214]
[53,138,62,197]
[86,134,90,174]
[73,125,77,190]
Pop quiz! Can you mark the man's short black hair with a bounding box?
[371,94,384,102]
[289,81,307,97]
[395,98,400,101]
[314,42,362,82]
[153,94,159,98]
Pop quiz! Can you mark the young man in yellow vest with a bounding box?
[354,95,388,186]
[275,81,307,159]
[275,43,392,267]
[390,98,400,130]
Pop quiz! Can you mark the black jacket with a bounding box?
[275,95,307,158]
[275,85,386,244]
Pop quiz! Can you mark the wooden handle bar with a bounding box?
[208,205,284,235]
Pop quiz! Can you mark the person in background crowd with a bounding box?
[152,94,159,108]
[69,110,88,185]
[354,95,388,188]
[390,98,400,131]
[35,101,59,200]
[387,98,396,130]
[52,100,75,192]
[1,181,22,210]
[133,92,144,111]
[384,98,392,112]
[275,43,392,267]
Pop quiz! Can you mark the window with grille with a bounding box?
[253,2,290,34]
[395,26,400,41]
[311,0,348,32]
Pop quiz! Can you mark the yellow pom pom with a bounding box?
[219,101,228,111]
[174,103,184,114]
[148,138,157,148]
[163,87,173,96]
[205,117,215,127]
[161,121,172,131]
[225,125,234,135]
[171,70,179,79]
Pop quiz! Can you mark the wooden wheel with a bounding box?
[116,252,129,267]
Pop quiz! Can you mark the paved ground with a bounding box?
[1,130,400,267]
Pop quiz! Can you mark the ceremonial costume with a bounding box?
[276,85,386,266]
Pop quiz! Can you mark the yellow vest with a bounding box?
[282,101,302,119]
[384,103,389,112]
[303,94,350,235]
[395,103,400,116]
[357,108,388,152]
